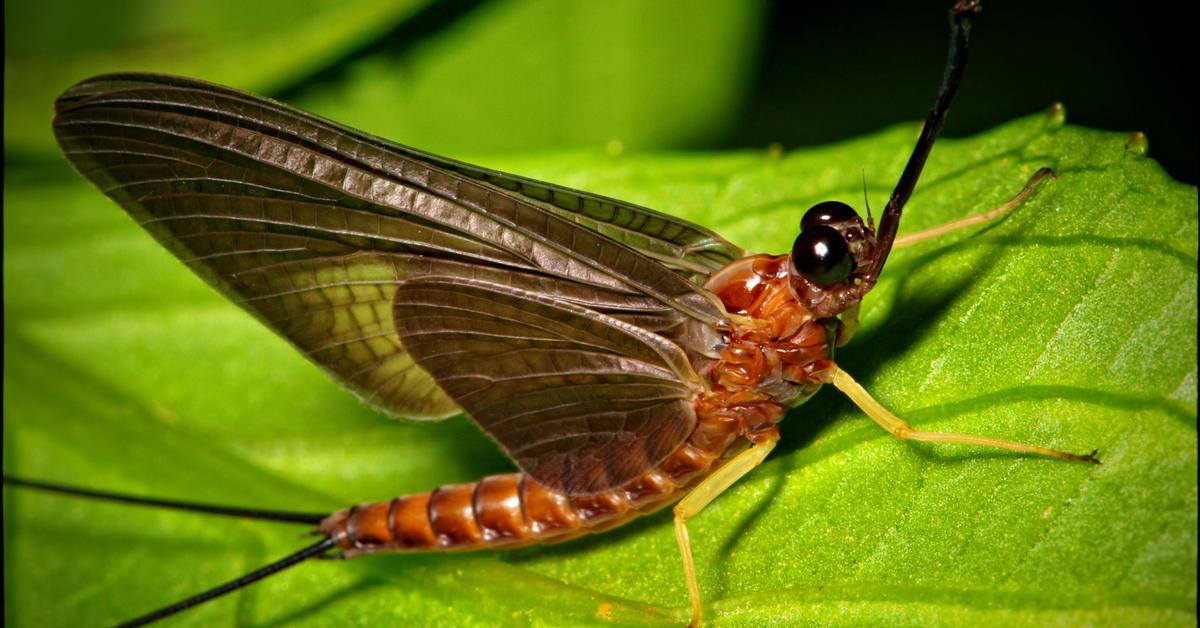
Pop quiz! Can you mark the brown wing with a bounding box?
[393,277,704,496]
[52,73,736,421]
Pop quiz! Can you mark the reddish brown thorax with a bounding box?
[700,254,839,431]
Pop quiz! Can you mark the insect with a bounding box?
[5,2,1104,625]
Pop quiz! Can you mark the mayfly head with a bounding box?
[786,200,875,319]
[784,0,980,323]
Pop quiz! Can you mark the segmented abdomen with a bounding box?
[320,405,754,555]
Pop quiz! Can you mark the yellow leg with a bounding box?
[674,432,779,627]
[832,367,1098,463]
[893,167,1056,249]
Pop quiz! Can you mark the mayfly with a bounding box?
[7,2,1099,625]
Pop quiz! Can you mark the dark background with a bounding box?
[732,1,1195,183]
[271,0,1194,183]
[6,1,1194,183]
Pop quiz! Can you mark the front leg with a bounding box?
[832,367,1099,463]
[892,167,1056,249]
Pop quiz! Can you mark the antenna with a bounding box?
[860,167,873,228]
[864,0,980,284]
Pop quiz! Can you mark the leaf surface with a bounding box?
[4,111,1197,626]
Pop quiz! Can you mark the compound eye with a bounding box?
[801,200,858,231]
[791,224,854,286]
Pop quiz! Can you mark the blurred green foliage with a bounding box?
[4,0,767,155]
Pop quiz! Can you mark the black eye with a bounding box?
[791,225,854,286]
[801,200,858,231]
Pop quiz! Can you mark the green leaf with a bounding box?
[3,0,431,154]
[4,110,1196,626]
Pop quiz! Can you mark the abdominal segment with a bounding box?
[321,393,781,554]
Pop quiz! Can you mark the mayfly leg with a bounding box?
[673,428,779,628]
[831,368,1101,464]
[892,167,1057,249]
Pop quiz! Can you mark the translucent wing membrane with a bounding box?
[393,278,702,495]
[420,160,744,283]
[52,73,737,422]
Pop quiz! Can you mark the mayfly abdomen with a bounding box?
[321,403,753,555]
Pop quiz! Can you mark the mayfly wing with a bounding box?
[379,136,746,283]
[393,277,705,495]
[52,73,741,427]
